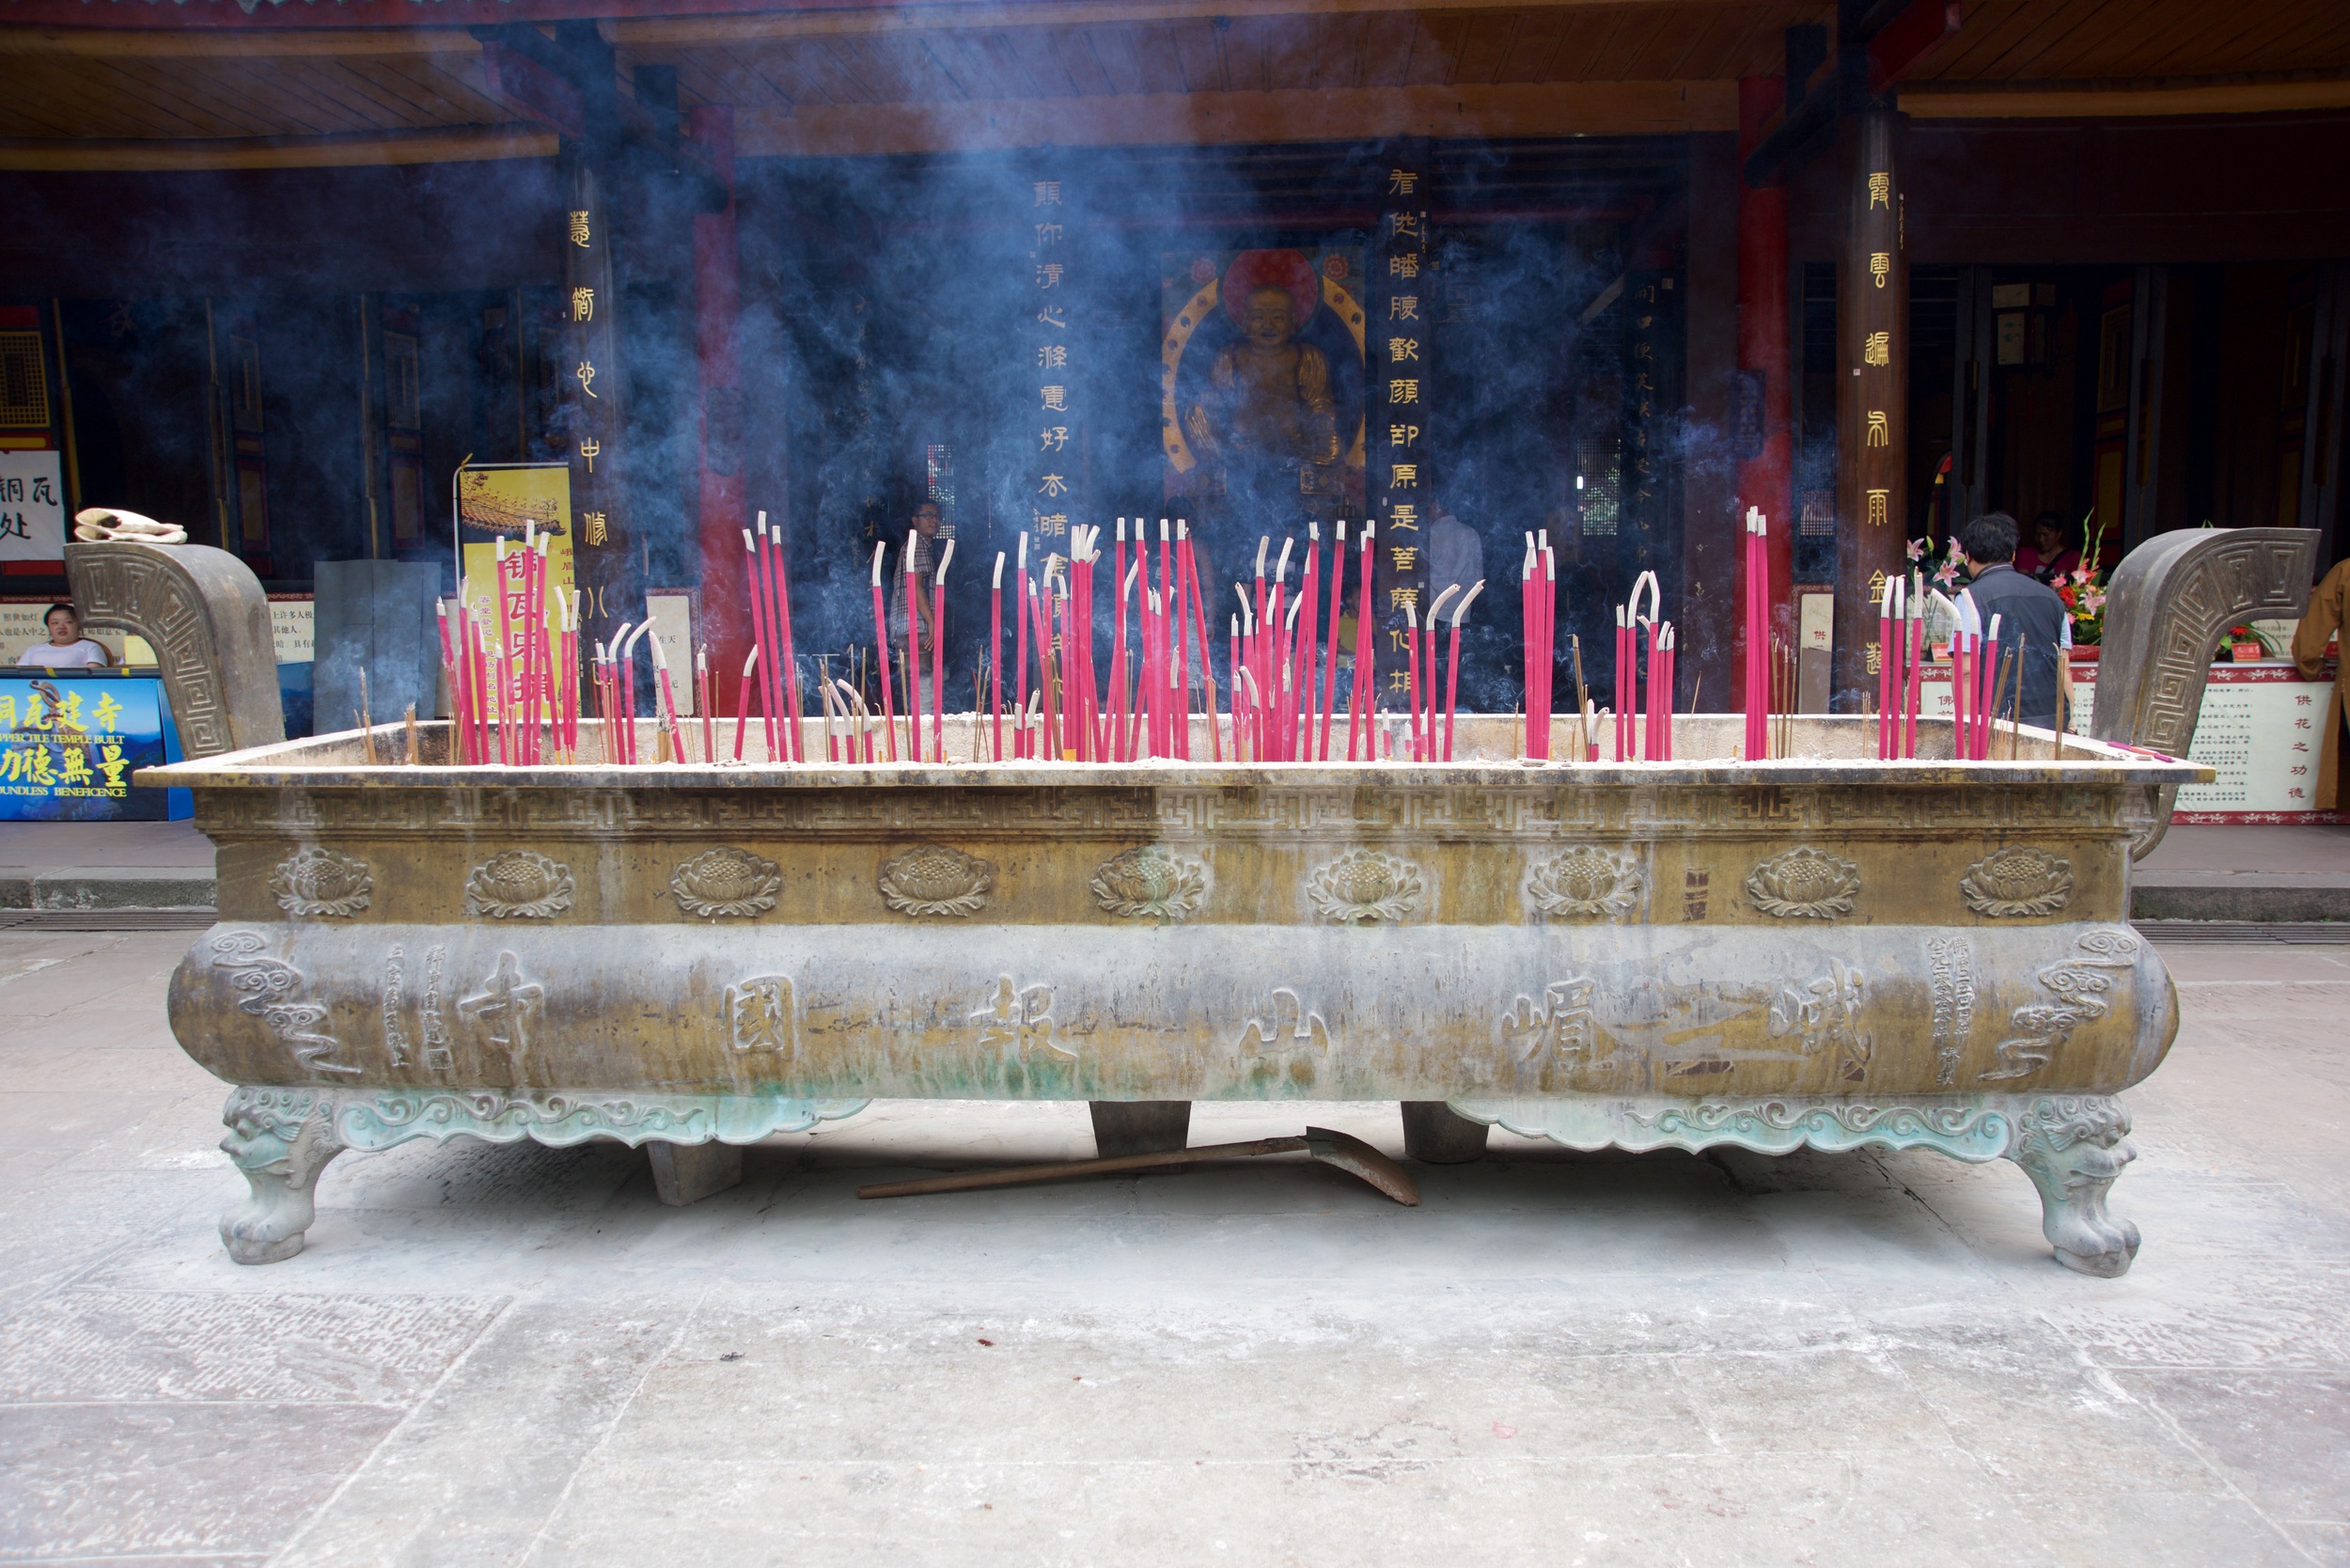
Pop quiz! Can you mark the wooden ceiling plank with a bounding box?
[728,39,835,107]
[1494,8,1572,85]
[307,55,463,129]
[1213,13,1263,92]
[115,57,314,138]
[824,35,939,103]
[1357,10,1422,88]
[1589,9,1672,78]
[1401,11,1467,87]
[245,58,408,134]
[1252,13,1322,92]
[2043,0,2236,79]
[0,66,159,139]
[1634,6,1738,79]
[367,52,509,124]
[1533,12,1627,82]
[307,58,463,130]
[1043,26,1119,97]
[782,39,880,105]
[1915,0,2053,80]
[663,50,786,111]
[1449,11,1524,86]
[1308,12,1363,91]
[998,27,1081,98]
[1078,24,1145,96]
[1123,22,1189,95]
[806,36,901,103]
[2159,5,2350,77]
[1163,16,1225,92]
[911,32,1008,102]
[1996,0,2154,81]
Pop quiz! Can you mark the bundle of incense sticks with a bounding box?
[1439,580,1483,761]
[1613,571,1662,761]
[1520,533,1557,760]
[1743,507,1770,760]
[1946,597,2007,761]
[1347,521,1375,760]
[1872,571,1930,760]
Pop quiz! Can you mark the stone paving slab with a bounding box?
[0,931,2344,1566]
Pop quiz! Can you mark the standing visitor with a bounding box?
[1957,512,2069,729]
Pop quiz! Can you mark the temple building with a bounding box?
[2,0,2345,731]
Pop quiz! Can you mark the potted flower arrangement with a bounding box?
[2053,514,2109,655]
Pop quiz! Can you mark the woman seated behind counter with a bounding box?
[16,604,115,669]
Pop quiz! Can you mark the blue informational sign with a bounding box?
[0,674,190,822]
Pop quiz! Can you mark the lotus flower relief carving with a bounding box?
[1090,846,1209,922]
[1526,847,1643,919]
[878,843,995,918]
[1742,846,1860,920]
[669,847,783,920]
[1959,846,2074,918]
[1305,849,1425,926]
[269,848,372,917]
[463,851,575,919]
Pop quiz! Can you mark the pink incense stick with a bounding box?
[1348,523,1374,760]
[697,646,713,763]
[929,538,952,761]
[1012,535,1030,759]
[1445,580,1484,761]
[990,551,1006,761]
[746,528,776,760]
[1904,579,1923,760]
[868,542,898,761]
[761,514,805,763]
[1320,522,1345,760]
[733,648,758,761]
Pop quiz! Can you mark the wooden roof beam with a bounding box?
[738,78,1737,155]
[0,124,557,170]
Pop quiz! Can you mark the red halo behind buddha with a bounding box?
[1220,248,1321,329]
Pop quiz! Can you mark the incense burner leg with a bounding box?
[1401,1102,1489,1164]
[2006,1095,2140,1278]
[648,1140,744,1207]
[1089,1101,1191,1158]
[219,1088,349,1265]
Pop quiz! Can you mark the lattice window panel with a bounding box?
[0,333,49,429]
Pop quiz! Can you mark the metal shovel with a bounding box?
[855,1126,1420,1206]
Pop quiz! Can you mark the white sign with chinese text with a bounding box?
[0,452,65,562]
[1924,661,2336,819]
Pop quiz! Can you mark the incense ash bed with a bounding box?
[90,526,2321,1279]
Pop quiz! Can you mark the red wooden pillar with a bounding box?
[1736,76,1795,683]
[689,104,749,691]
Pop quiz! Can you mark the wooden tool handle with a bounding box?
[857,1136,1308,1200]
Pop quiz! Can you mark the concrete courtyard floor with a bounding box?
[1,932,2346,1567]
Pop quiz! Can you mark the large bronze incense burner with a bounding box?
[107,529,2322,1278]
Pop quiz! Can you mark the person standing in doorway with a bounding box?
[888,499,947,711]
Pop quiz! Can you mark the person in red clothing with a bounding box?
[2013,511,2084,585]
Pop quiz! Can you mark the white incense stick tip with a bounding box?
[870,541,885,585]
[1275,538,1293,583]
[1454,580,1485,627]
[1255,537,1269,576]
[936,539,955,584]
[1160,517,1169,541]
[1230,613,1239,635]
[1177,519,1188,538]
[993,553,1006,588]
[1363,520,1374,540]
[1538,528,1549,550]
[1309,520,1320,541]
[757,510,768,529]
[1018,533,1028,568]
[1116,517,1126,541]
[743,648,759,674]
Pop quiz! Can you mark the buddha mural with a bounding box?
[1167,249,1364,561]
